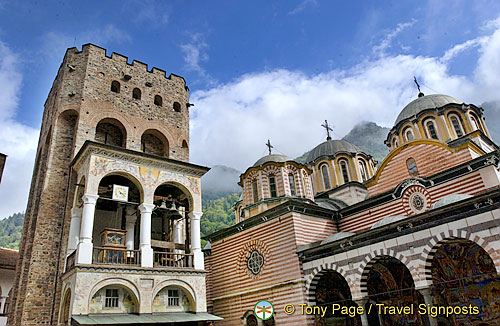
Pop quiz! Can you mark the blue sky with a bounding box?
[1,0,500,217]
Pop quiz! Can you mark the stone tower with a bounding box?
[9,44,215,325]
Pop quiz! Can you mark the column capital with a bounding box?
[138,203,155,213]
[82,194,99,205]
[188,211,203,220]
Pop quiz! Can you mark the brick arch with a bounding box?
[305,263,349,305]
[89,277,141,307]
[134,122,178,147]
[421,229,500,284]
[357,249,418,296]
[86,109,135,140]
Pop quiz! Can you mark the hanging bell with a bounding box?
[167,202,183,220]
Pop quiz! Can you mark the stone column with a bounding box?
[139,203,155,268]
[125,206,137,251]
[67,207,82,252]
[188,211,204,269]
[418,287,438,326]
[76,194,99,264]
[173,220,183,254]
[354,298,369,326]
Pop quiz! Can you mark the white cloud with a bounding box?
[189,17,500,171]
[0,41,38,219]
[180,33,215,85]
[288,0,318,15]
[373,19,417,57]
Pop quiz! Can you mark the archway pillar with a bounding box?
[188,211,204,270]
[416,287,438,326]
[76,194,99,264]
[67,207,82,252]
[139,203,155,267]
[353,298,369,326]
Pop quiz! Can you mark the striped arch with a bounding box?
[358,249,418,296]
[422,229,500,284]
[305,263,349,305]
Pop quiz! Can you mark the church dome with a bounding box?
[306,139,361,163]
[253,154,292,167]
[395,94,461,126]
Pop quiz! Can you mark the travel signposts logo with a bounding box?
[254,300,274,320]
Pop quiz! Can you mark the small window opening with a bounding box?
[269,175,277,198]
[111,81,120,93]
[104,289,119,308]
[252,180,259,203]
[154,95,163,106]
[167,289,179,306]
[132,88,141,100]
[173,102,181,112]
[288,173,296,196]
[339,161,350,183]
[426,121,438,140]
[407,158,419,176]
[359,160,368,182]
[450,116,463,137]
[321,164,331,190]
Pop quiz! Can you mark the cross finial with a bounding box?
[321,120,333,140]
[414,76,424,97]
[265,139,273,155]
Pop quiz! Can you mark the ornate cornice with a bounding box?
[71,141,210,177]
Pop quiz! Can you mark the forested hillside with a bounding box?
[0,212,24,249]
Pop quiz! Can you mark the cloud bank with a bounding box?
[189,16,500,171]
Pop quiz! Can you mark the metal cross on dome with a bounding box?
[265,139,273,155]
[321,120,333,140]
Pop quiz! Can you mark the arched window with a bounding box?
[132,88,141,100]
[392,137,399,148]
[268,175,277,198]
[469,113,481,131]
[173,102,181,112]
[252,180,259,203]
[449,114,464,137]
[320,164,331,190]
[406,158,418,176]
[95,119,126,147]
[339,160,350,183]
[288,173,296,196]
[141,130,169,157]
[425,120,439,140]
[154,95,163,106]
[358,159,368,182]
[111,80,120,93]
[403,127,414,142]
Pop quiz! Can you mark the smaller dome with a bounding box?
[431,194,472,209]
[395,94,461,126]
[253,154,292,167]
[321,232,355,245]
[306,139,361,163]
[370,215,407,229]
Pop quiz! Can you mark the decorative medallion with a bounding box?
[238,240,270,279]
[247,250,264,275]
[402,185,431,215]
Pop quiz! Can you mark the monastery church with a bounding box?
[6,44,500,326]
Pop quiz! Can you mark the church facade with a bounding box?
[204,93,500,326]
[9,44,220,326]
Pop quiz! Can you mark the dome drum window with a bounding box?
[288,173,296,196]
[425,120,439,140]
[252,180,259,203]
[339,160,350,183]
[320,164,331,190]
[268,175,277,198]
[449,114,464,137]
[358,159,368,182]
[403,127,414,142]
[469,113,481,132]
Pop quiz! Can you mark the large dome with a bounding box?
[306,139,361,163]
[253,154,292,167]
[395,94,461,126]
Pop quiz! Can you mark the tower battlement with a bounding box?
[65,43,188,89]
